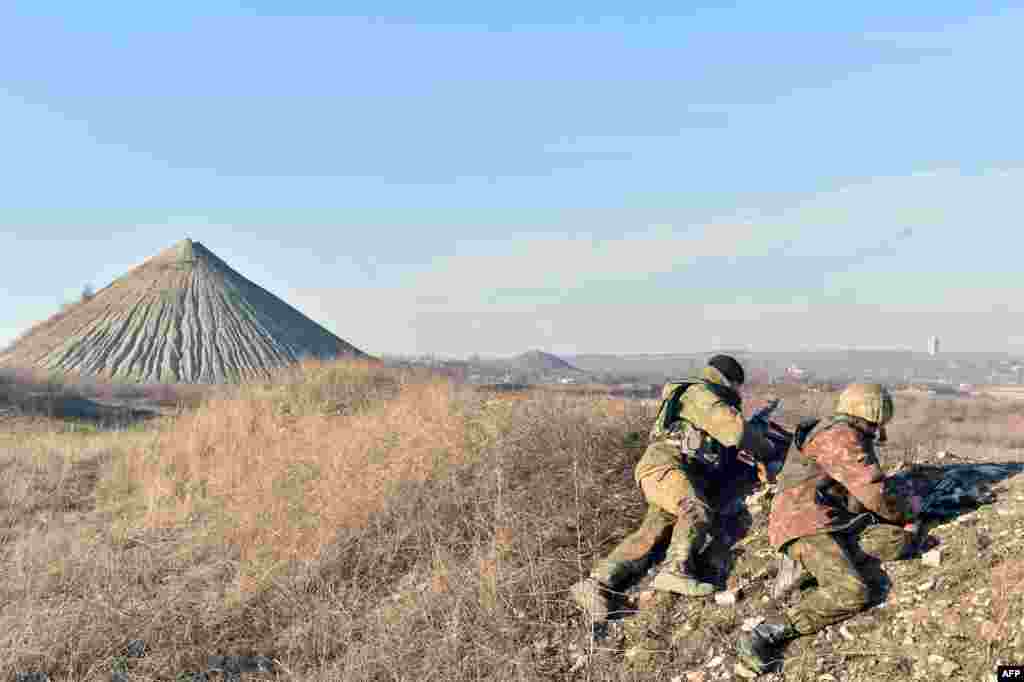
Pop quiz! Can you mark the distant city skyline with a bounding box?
[4,5,1024,356]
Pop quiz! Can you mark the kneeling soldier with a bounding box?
[569,355,775,621]
[737,383,923,674]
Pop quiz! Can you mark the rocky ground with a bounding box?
[543,448,1024,681]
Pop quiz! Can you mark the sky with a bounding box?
[3,2,1024,357]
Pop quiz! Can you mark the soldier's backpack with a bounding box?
[649,378,742,446]
[654,379,742,428]
[652,380,698,438]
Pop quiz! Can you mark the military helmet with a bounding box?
[836,383,894,427]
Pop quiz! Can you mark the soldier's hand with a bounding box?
[756,461,772,484]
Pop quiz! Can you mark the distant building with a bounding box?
[928,336,940,356]
[785,365,807,378]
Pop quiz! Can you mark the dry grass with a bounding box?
[1,364,1022,681]
[0,360,654,680]
[129,364,466,579]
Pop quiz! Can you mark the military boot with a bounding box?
[736,618,798,674]
[569,558,644,622]
[650,526,716,597]
[770,554,813,601]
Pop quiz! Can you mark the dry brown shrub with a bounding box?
[127,366,467,582]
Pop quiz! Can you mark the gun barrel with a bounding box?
[750,398,782,424]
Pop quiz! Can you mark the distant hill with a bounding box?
[507,350,581,373]
[568,353,706,378]
[0,238,368,383]
[567,350,1024,386]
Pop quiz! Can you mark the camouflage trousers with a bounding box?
[784,523,913,635]
[592,449,714,587]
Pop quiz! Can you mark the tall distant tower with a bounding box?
[928,336,940,356]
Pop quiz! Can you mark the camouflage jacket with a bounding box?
[634,366,745,485]
[767,415,916,550]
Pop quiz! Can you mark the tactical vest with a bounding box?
[777,414,875,514]
[650,378,742,469]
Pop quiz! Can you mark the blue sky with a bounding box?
[3,2,1024,356]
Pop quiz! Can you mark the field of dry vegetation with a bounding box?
[1,361,1022,681]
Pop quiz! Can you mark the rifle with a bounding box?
[749,398,782,430]
[737,398,792,482]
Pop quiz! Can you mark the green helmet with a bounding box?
[835,383,894,426]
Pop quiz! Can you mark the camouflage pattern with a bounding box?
[594,462,713,583]
[854,523,914,563]
[739,521,913,670]
[574,459,717,615]
[781,522,912,634]
[835,383,894,427]
[636,367,746,485]
[678,367,746,447]
[768,416,916,549]
[591,504,674,586]
[835,382,894,443]
[584,367,745,594]
[650,484,717,595]
[782,533,870,635]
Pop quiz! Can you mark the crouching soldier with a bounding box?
[569,355,776,621]
[737,383,923,674]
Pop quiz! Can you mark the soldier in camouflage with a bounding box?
[569,355,776,622]
[737,383,924,674]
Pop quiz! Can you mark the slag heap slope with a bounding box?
[510,350,581,373]
[1,239,367,383]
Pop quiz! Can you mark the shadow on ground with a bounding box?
[2,392,161,427]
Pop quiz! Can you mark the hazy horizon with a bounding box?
[4,5,1024,357]
[385,346,1023,359]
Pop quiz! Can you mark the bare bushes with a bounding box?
[2,358,658,680]
[112,368,653,679]
[128,364,467,582]
[298,392,654,680]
